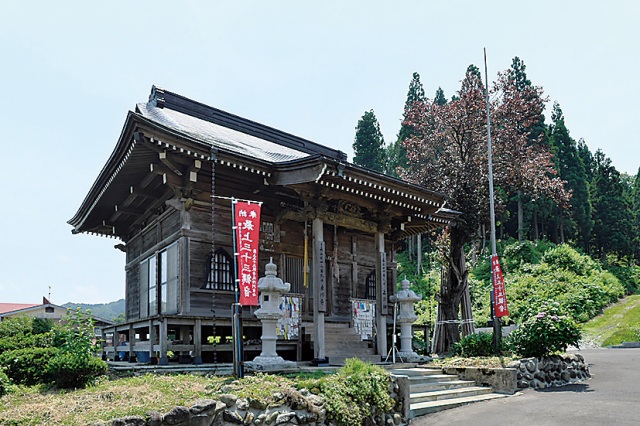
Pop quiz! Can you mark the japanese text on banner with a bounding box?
[491,255,509,317]
[234,201,261,306]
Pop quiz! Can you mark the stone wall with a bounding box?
[441,367,518,394]
[97,376,407,426]
[509,353,590,389]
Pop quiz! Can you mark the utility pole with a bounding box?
[484,48,502,351]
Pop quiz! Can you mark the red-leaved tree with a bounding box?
[401,64,568,352]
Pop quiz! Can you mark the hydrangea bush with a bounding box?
[509,301,581,358]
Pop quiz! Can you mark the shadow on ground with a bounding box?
[535,383,593,393]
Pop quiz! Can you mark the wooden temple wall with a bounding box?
[124,208,182,322]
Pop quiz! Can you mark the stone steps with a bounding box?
[410,386,494,404]
[392,367,508,418]
[304,322,379,366]
[410,393,508,417]
[328,354,382,366]
[410,379,479,393]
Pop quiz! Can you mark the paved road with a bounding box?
[412,348,640,426]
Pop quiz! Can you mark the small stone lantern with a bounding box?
[246,259,296,370]
[390,277,422,361]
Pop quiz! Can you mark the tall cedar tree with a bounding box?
[402,65,568,351]
[434,87,448,106]
[353,110,386,172]
[386,72,426,176]
[591,150,634,258]
[549,102,593,250]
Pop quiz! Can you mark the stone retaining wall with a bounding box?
[441,367,518,394]
[97,376,407,426]
[509,353,590,389]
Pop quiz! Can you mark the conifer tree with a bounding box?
[434,87,447,106]
[353,110,386,172]
[591,150,634,257]
[549,102,593,250]
[387,72,426,176]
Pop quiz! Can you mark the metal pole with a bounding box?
[484,48,502,351]
[231,303,244,378]
[230,199,244,377]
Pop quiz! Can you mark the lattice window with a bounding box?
[365,269,376,300]
[204,248,235,291]
[284,256,305,294]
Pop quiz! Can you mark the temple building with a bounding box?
[69,86,455,365]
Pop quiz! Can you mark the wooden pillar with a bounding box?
[159,319,169,365]
[148,319,155,362]
[351,237,358,298]
[312,217,327,362]
[375,231,388,357]
[180,236,190,314]
[128,324,135,362]
[193,318,202,364]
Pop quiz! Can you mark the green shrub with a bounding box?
[453,332,498,357]
[0,347,60,386]
[541,244,598,276]
[0,330,55,354]
[0,316,33,340]
[44,308,107,389]
[47,352,107,389]
[505,245,624,324]
[0,369,13,398]
[602,254,640,294]
[319,358,394,426]
[502,240,545,273]
[509,302,581,358]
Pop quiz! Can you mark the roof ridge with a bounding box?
[148,86,347,161]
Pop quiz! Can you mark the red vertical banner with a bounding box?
[491,255,509,317]
[234,201,261,306]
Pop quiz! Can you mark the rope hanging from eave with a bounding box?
[210,147,217,364]
[303,221,309,287]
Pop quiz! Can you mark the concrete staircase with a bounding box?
[391,367,508,417]
[305,322,380,366]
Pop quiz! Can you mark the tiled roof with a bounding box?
[0,303,39,315]
[136,102,311,163]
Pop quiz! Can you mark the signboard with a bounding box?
[491,255,509,317]
[380,252,388,315]
[352,299,375,340]
[234,201,261,306]
[277,296,300,340]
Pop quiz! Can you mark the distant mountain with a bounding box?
[63,299,125,322]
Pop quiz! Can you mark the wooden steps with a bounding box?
[391,367,508,418]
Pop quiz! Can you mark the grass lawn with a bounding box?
[581,294,640,347]
[0,374,226,425]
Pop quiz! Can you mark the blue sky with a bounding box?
[1,1,638,304]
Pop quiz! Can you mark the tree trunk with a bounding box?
[433,226,467,353]
[517,190,524,242]
[532,209,539,240]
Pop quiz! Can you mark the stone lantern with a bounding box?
[390,277,422,361]
[246,259,295,370]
